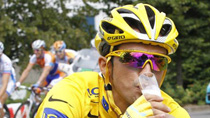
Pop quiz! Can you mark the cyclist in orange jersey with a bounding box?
[16,39,66,88]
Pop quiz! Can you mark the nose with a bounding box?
[33,50,38,53]
[140,62,152,74]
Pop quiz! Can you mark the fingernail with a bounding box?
[159,114,166,118]
[159,97,164,101]
[167,107,171,112]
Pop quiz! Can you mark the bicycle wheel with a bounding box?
[14,101,31,118]
[3,104,10,118]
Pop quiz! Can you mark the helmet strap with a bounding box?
[160,69,167,87]
[104,55,122,116]
[109,46,114,53]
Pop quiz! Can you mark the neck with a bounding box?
[112,87,129,113]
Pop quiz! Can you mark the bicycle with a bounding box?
[3,104,10,118]
[14,85,49,118]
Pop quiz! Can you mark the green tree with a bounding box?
[0,0,96,70]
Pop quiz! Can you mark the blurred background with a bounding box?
[0,0,210,107]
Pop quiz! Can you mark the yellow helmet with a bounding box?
[95,3,179,56]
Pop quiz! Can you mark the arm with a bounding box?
[66,51,75,64]
[36,66,52,86]
[17,63,33,84]
[0,74,10,98]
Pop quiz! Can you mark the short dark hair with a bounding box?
[99,39,119,57]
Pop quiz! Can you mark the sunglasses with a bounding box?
[106,50,171,71]
[55,50,63,54]
[33,49,42,52]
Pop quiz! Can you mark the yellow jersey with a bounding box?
[36,71,190,118]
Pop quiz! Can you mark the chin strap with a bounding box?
[104,48,123,116]
[160,69,167,87]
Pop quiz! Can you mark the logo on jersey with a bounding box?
[102,96,109,112]
[43,108,68,118]
[87,87,99,96]
[48,95,73,108]
[88,111,98,117]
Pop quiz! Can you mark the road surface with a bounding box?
[189,109,210,118]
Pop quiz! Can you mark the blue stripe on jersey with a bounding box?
[3,70,11,73]
[43,108,68,118]
[11,73,16,83]
[49,63,58,75]
[49,62,54,67]
[6,91,10,96]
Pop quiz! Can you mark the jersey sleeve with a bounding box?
[36,73,88,118]
[29,54,37,64]
[170,105,190,118]
[2,59,12,74]
[44,54,54,67]
[161,91,190,118]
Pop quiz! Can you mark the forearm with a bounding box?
[0,74,9,98]
[36,72,48,85]
[0,86,7,98]
[18,69,30,83]
[37,66,51,86]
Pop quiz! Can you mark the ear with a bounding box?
[98,56,107,75]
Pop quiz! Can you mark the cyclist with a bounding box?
[36,3,190,118]
[52,40,76,64]
[0,42,16,118]
[16,39,66,88]
[51,40,76,75]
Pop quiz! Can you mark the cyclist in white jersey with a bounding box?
[0,42,16,118]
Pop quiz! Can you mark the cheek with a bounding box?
[111,58,138,86]
[153,71,165,85]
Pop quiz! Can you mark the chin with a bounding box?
[130,89,142,101]
[131,95,140,104]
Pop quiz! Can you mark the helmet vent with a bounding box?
[123,17,146,34]
[117,8,147,34]
[117,8,133,14]
[159,24,171,36]
[145,6,155,29]
[102,22,123,34]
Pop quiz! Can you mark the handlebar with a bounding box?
[17,85,50,93]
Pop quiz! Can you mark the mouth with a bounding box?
[133,79,143,94]
[134,85,142,93]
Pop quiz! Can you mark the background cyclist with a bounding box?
[51,40,76,75]
[36,3,190,118]
[15,39,66,89]
[52,40,76,64]
[0,42,16,118]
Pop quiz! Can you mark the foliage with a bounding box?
[0,0,96,71]
[162,80,208,106]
